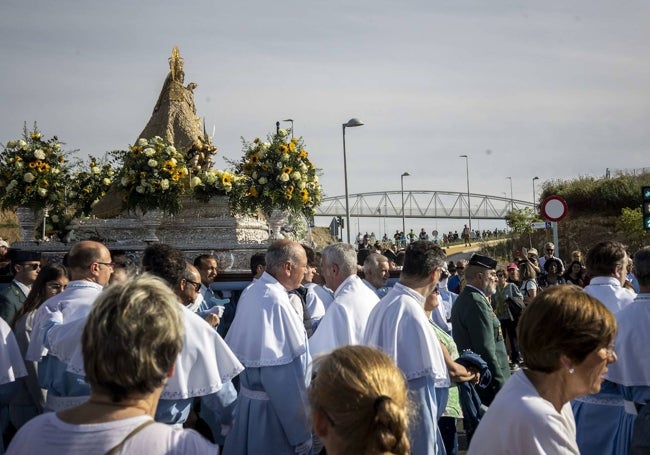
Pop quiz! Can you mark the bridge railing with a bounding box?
[316,190,534,220]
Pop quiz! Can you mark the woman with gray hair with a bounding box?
[7,275,217,454]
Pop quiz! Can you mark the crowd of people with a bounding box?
[0,234,647,454]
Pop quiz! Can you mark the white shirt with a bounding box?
[7,413,217,454]
[26,281,104,362]
[364,282,449,386]
[607,293,650,386]
[584,276,636,315]
[309,275,379,358]
[469,369,579,455]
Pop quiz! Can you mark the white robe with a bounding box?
[309,275,378,358]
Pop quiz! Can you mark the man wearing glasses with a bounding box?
[0,249,41,323]
[26,240,113,411]
[538,242,565,275]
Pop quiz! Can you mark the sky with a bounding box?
[1,1,649,237]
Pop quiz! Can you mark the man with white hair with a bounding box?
[362,252,391,298]
[309,243,379,358]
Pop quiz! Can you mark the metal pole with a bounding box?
[401,175,406,235]
[460,155,472,233]
[532,176,539,212]
[507,176,513,211]
[342,125,351,244]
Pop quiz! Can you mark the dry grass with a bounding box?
[0,210,18,243]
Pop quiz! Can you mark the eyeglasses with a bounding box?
[547,249,554,253]
[184,278,202,292]
[95,262,115,269]
[496,274,504,278]
[21,263,41,271]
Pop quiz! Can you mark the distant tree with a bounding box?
[505,208,540,234]
[616,207,648,252]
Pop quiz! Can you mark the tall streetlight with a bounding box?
[342,118,364,244]
[282,119,294,139]
[506,176,513,211]
[532,176,540,211]
[459,155,471,233]
[400,172,410,236]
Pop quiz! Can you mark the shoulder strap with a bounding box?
[105,419,155,455]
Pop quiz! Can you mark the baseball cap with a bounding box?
[507,263,518,270]
[0,240,8,248]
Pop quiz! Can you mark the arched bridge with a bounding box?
[315,190,535,220]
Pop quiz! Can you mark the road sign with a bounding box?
[530,222,547,229]
[541,196,568,222]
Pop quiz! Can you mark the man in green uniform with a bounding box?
[451,253,510,405]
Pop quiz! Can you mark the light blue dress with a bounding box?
[224,272,312,455]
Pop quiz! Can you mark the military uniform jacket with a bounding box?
[0,281,27,323]
[451,285,510,405]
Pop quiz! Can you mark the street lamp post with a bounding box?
[342,118,364,244]
[506,176,513,211]
[400,172,410,237]
[532,176,540,211]
[459,155,471,233]
[282,119,294,139]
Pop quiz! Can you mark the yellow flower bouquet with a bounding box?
[115,136,189,214]
[191,168,243,202]
[0,123,71,212]
[229,128,322,219]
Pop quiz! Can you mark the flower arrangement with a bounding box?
[0,123,71,213]
[191,168,242,202]
[68,154,116,218]
[229,129,322,218]
[115,136,189,214]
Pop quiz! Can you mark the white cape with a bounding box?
[364,282,450,387]
[225,272,307,367]
[0,318,27,385]
[51,304,244,399]
[309,275,378,358]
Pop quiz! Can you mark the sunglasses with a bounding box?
[21,263,41,271]
[184,278,202,292]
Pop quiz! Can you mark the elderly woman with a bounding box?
[309,345,410,455]
[7,275,217,454]
[468,286,617,454]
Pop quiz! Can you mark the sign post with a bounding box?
[540,196,568,259]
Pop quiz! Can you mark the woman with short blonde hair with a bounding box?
[7,275,217,454]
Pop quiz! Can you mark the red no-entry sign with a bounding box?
[541,196,568,222]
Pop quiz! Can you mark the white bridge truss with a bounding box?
[316,190,535,220]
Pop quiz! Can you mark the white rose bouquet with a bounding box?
[0,122,71,213]
[115,136,189,214]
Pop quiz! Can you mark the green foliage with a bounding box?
[505,208,541,234]
[616,207,648,251]
[540,173,650,216]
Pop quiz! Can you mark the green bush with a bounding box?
[540,173,650,216]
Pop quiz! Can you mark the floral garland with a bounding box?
[0,123,71,213]
[229,129,322,218]
[115,136,189,214]
[68,154,116,218]
[191,168,242,202]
